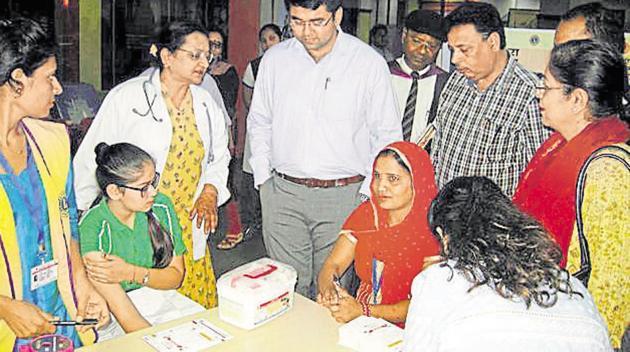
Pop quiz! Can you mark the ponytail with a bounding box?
[147,210,174,268]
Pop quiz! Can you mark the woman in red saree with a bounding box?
[513,39,629,266]
[512,40,629,348]
[317,141,438,325]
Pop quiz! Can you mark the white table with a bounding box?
[77,294,353,351]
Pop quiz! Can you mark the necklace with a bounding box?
[0,137,26,155]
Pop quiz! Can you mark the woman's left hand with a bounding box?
[189,184,218,234]
[75,287,110,331]
[328,287,362,323]
[84,254,133,284]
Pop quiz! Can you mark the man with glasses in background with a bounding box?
[388,9,448,147]
[248,0,401,299]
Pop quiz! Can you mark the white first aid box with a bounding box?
[217,258,297,329]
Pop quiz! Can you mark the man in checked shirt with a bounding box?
[431,2,550,197]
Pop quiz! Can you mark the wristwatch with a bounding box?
[141,269,150,286]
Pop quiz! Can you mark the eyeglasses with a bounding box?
[118,173,160,198]
[413,40,441,52]
[289,14,334,29]
[176,48,213,63]
[209,40,223,49]
[535,84,566,96]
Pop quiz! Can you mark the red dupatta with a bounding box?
[513,117,629,267]
[342,142,439,305]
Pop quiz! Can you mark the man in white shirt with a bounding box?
[388,9,448,145]
[248,0,401,298]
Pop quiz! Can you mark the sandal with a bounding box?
[217,232,244,250]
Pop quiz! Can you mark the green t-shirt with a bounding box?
[79,193,186,291]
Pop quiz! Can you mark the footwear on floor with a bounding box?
[217,231,244,250]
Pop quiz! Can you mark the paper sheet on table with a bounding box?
[143,319,232,352]
[339,316,404,352]
[128,287,206,325]
[192,223,209,261]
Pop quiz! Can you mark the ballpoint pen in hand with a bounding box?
[50,318,99,326]
[332,274,342,302]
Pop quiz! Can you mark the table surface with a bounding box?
[77,294,353,351]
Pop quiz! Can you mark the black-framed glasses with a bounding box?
[118,173,160,198]
[176,48,213,63]
[209,40,223,50]
[289,13,334,29]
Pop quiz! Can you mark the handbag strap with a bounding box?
[574,145,630,287]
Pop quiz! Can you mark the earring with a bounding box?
[13,87,23,99]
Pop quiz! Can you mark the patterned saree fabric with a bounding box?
[513,117,629,267]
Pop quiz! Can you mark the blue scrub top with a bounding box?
[0,147,82,350]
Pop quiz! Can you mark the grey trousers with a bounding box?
[259,173,361,299]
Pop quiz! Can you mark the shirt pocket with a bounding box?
[484,119,522,164]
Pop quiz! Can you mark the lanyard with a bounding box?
[0,144,47,261]
[371,257,384,305]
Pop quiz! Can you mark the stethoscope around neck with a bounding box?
[130,68,215,163]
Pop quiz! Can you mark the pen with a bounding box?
[50,318,99,326]
[366,323,388,334]
[332,274,342,301]
[332,274,342,287]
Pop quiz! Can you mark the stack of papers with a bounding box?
[338,316,404,352]
[143,319,233,352]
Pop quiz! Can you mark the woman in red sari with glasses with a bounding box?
[513,39,629,348]
[317,141,439,326]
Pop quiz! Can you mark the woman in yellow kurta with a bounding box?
[161,90,217,307]
[73,21,231,309]
[566,145,629,348]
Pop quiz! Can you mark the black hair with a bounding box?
[428,176,579,308]
[284,0,342,12]
[152,21,208,69]
[259,23,282,41]
[0,16,58,93]
[446,2,506,49]
[369,24,388,43]
[207,26,226,42]
[562,2,625,54]
[376,148,411,174]
[550,39,625,120]
[94,142,174,269]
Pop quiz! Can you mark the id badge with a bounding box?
[30,260,58,291]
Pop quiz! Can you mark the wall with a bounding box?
[79,0,101,90]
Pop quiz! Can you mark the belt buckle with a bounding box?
[334,179,342,187]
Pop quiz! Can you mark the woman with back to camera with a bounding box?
[404,176,612,351]
[317,141,439,325]
[513,39,629,348]
[74,21,230,309]
[0,17,109,350]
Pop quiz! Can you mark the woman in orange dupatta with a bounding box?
[317,142,438,326]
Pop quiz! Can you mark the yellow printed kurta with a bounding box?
[159,90,217,308]
[567,144,629,349]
